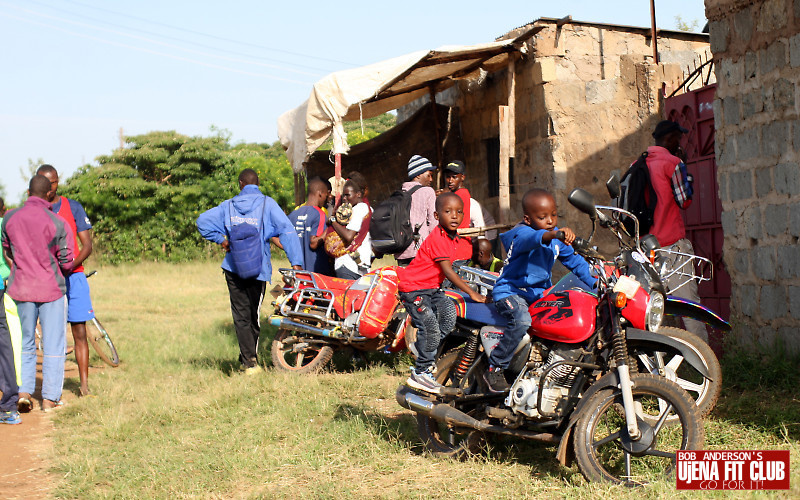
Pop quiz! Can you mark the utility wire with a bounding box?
[59,0,359,68]
[25,0,335,75]
[0,11,314,85]
[1,3,324,78]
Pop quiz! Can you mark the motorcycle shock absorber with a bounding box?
[452,331,479,384]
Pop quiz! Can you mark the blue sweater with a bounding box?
[196,185,302,282]
[493,224,596,303]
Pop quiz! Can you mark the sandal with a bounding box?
[42,399,65,412]
[17,395,32,413]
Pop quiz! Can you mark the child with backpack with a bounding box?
[398,192,486,394]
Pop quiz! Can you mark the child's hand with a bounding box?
[468,291,487,303]
[558,228,576,245]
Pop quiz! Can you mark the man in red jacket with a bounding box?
[646,120,706,341]
[38,165,95,396]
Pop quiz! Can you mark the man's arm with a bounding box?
[74,229,93,269]
[265,198,303,269]
[196,204,227,245]
[55,219,75,274]
[438,259,486,303]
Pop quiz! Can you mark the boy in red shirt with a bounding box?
[398,192,486,394]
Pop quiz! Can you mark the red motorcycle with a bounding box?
[397,188,704,485]
[268,267,410,373]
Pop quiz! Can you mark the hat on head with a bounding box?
[444,160,465,175]
[407,155,436,180]
[652,120,688,139]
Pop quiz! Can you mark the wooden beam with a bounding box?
[650,0,659,63]
[429,87,443,188]
[508,58,516,159]
[499,105,511,224]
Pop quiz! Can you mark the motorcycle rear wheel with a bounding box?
[271,329,335,374]
[629,326,721,418]
[415,350,486,458]
[573,373,704,485]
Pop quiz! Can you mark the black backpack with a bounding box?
[370,185,424,255]
[617,152,657,235]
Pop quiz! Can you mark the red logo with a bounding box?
[677,450,790,490]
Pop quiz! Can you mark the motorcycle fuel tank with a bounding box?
[528,290,597,343]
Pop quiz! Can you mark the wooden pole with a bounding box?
[508,58,516,159]
[334,153,342,206]
[498,105,510,224]
[429,86,443,189]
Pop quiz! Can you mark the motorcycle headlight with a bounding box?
[645,291,664,332]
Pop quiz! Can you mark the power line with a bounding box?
[25,0,337,75]
[0,11,314,85]
[1,3,325,78]
[59,0,359,68]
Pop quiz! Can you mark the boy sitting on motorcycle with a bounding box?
[485,189,596,393]
[398,192,486,394]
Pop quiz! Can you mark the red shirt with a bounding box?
[646,146,685,246]
[398,226,472,292]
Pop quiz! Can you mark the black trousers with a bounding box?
[224,270,266,367]
[0,289,19,411]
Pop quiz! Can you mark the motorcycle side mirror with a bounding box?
[606,173,621,200]
[568,188,596,221]
[639,234,660,254]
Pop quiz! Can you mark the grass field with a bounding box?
[51,260,800,498]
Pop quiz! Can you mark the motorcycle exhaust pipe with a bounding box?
[396,386,490,431]
[268,316,343,338]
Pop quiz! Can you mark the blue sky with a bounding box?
[0,0,707,204]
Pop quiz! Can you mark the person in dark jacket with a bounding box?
[196,169,303,374]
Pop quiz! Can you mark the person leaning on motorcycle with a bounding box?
[644,120,707,342]
[486,189,597,394]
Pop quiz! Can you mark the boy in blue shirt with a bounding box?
[288,177,332,275]
[485,189,596,393]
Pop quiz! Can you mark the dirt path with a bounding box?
[0,357,83,499]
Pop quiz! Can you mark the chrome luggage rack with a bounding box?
[452,263,498,296]
[653,249,713,295]
[276,269,338,324]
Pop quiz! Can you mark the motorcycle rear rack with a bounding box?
[654,248,712,294]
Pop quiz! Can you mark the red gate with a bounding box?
[664,84,731,352]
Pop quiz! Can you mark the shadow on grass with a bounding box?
[332,402,579,482]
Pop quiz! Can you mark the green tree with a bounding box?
[675,15,700,32]
[60,131,295,263]
[318,113,397,150]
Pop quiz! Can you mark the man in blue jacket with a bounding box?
[197,169,303,374]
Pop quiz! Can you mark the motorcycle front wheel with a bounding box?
[573,373,704,485]
[271,328,335,374]
[415,350,486,458]
[629,326,721,418]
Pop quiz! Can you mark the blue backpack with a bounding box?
[228,197,267,279]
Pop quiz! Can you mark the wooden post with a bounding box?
[429,86,443,189]
[334,153,342,206]
[498,105,510,224]
[508,58,516,159]
[293,172,305,207]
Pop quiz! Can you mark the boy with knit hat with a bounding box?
[394,155,438,266]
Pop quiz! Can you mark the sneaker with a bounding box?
[406,367,443,394]
[1,410,22,425]
[244,365,264,376]
[483,366,511,394]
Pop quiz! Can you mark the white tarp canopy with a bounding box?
[277,26,541,173]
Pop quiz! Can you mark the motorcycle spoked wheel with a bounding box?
[573,373,704,485]
[629,326,721,419]
[271,328,336,374]
[415,350,487,458]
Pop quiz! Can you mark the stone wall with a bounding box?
[706,0,800,351]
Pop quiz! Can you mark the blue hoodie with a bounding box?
[493,223,596,303]
[196,184,302,282]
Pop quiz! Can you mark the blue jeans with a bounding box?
[490,295,532,369]
[17,297,67,402]
[400,289,456,371]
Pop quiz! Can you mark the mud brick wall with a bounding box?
[706,0,800,351]
[401,20,710,251]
